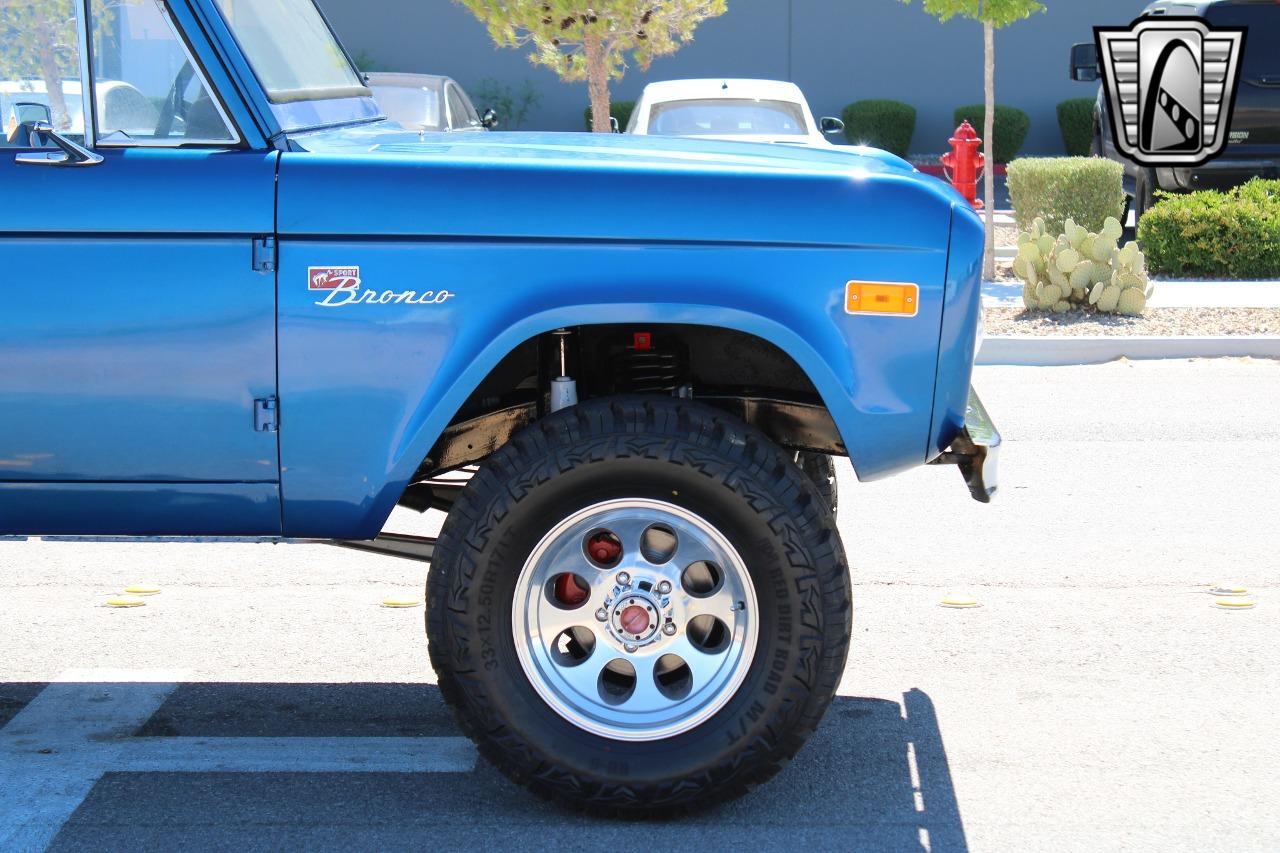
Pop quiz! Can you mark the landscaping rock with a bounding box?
[984,307,1280,337]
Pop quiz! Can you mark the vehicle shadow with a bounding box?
[0,680,965,851]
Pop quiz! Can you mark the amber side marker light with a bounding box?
[845,281,919,317]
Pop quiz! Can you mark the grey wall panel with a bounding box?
[319,0,1146,156]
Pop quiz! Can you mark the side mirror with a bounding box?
[819,116,845,136]
[15,121,102,167]
[5,101,53,146]
[610,116,620,133]
[480,108,498,130]
[1070,42,1100,82]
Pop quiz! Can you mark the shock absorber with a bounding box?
[549,329,578,412]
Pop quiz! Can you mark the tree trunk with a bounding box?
[584,33,611,133]
[33,10,72,131]
[982,21,996,281]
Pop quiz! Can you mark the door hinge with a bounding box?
[252,236,277,273]
[254,396,279,432]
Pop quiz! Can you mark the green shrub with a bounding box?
[1056,98,1096,157]
[840,100,916,157]
[1007,157,1126,236]
[1014,216,1152,315]
[584,100,636,131]
[1139,179,1280,279]
[952,103,1030,163]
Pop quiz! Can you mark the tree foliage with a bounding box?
[456,0,726,131]
[0,0,132,130]
[0,0,83,129]
[899,0,1044,28]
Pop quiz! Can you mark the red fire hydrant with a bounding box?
[941,120,985,210]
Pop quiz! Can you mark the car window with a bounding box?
[647,98,808,136]
[0,0,86,149]
[1205,5,1280,76]
[446,85,472,130]
[372,84,443,131]
[90,0,236,145]
[625,100,642,133]
[458,89,481,127]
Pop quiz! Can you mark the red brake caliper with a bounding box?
[554,574,590,607]
[587,532,622,566]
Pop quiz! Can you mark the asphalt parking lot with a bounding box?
[2,358,1277,852]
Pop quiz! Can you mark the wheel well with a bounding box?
[406,325,845,497]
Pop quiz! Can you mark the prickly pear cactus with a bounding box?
[1014,216,1153,315]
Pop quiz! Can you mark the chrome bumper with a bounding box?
[930,388,1001,503]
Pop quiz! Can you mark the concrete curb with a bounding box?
[982,279,1280,308]
[977,335,1280,366]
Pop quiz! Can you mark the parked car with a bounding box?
[1,0,996,815]
[366,72,495,133]
[1070,0,1280,224]
[626,78,845,146]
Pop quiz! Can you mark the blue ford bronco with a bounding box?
[1,0,998,813]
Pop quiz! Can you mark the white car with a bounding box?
[365,73,495,133]
[625,79,845,146]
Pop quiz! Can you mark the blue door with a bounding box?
[0,0,280,535]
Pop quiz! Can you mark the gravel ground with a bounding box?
[996,223,1020,248]
[993,260,1021,282]
[994,223,1022,284]
[985,306,1280,336]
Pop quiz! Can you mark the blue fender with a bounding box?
[278,245,949,539]
[275,131,971,539]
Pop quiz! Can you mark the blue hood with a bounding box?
[278,121,970,251]
[289,121,921,177]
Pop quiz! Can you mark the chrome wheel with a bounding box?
[513,498,759,741]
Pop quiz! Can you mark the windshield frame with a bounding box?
[209,0,372,107]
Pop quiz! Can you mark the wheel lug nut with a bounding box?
[595,607,608,622]
[624,643,638,653]
[616,572,631,586]
[657,580,672,594]
[662,622,677,636]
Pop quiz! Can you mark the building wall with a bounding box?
[319,0,1147,156]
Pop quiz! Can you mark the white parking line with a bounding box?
[0,670,476,850]
[117,735,476,773]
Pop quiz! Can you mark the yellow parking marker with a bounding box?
[105,595,146,608]
[939,594,981,609]
[1208,584,1248,597]
[124,584,161,596]
[382,596,422,609]
[1213,597,1256,610]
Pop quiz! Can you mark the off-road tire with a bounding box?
[797,452,838,516]
[426,396,851,814]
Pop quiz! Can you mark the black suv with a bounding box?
[1070,0,1280,224]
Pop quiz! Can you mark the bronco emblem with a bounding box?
[308,266,454,308]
